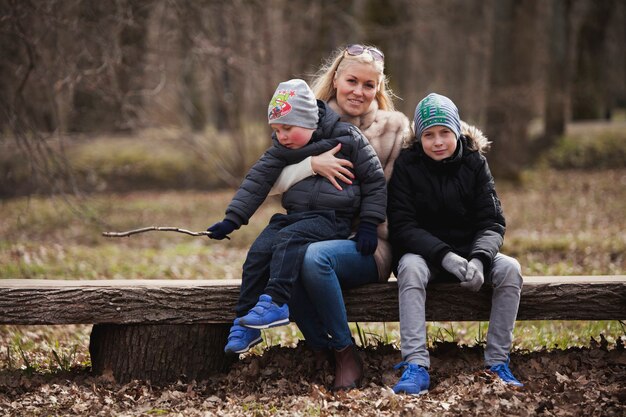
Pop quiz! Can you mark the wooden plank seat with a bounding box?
[1,276,624,384]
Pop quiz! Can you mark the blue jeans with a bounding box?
[235,211,351,316]
[289,239,378,350]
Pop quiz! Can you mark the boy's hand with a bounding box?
[353,221,378,256]
[461,258,484,292]
[207,219,236,240]
[441,252,468,281]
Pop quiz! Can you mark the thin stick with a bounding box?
[102,226,230,239]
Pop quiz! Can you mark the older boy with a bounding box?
[388,93,524,394]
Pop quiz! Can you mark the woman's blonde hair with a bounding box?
[310,45,397,111]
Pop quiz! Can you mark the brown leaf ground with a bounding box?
[1,339,624,416]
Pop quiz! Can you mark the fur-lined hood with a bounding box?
[404,121,491,154]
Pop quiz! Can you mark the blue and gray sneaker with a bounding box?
[488,358,524,387]
[238,294,290,329]
[224,318,262,354]
[392,362,430,395]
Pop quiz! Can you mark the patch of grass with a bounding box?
[14,337,37,375]
[0,325,91,372]
[1,126,271,197]
[0,190,283,279]
[0,241,251,280]
[345,321,624,352]
[249,325,303,355]
[1,320,624,373]
[543,128,626,169]
[240,320,625,354]
[67,134,241,193]
[355,322,389,347]
[50,341,79,372]
[513,320,625,351]
[1,170,624,278]
[501,169,626,275]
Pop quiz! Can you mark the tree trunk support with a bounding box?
[89,323,233,385]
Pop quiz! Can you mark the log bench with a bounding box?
[1,276,625,384]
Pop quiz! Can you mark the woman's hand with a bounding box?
[311,144,355,191]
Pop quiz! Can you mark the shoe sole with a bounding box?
[224,335,263,355]
[239,318,290,330]
[502,381,524,387]
[393,389,428,396]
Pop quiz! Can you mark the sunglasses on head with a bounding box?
[345,44,384,62]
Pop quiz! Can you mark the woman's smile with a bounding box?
[333,62,379,117]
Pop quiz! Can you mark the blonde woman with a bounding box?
[279,45,410,390]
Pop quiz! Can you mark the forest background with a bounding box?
[0,1,625,415]
[1,0,625,197]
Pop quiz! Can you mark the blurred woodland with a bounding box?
[1,0,625,196]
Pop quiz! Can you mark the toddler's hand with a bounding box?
[353,221,378,256]
[207,219,236,240]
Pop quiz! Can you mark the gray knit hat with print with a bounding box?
[268,79,318,129]
[413,93,461,140]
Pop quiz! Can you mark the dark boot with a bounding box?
[312,348,333,371]
[332,344,363,391]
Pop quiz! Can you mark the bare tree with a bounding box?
[542,0,574,146]
[2,0,625,198]
[1,0,81,197]
[485,0,544,181]
[0,0,154,212]
[571,0,615,120]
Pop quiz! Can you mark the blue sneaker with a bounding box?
[488,358,524,387]
[238,294,290,329]
[224,318,262,354]
[392,362,430,395]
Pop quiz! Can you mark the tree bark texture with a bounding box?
[571,0,615,120]
[485,0,542,180]
[1,277,624,324]
[542,0,573,146]
[90,323,232,385]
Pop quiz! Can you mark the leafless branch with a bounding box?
[102,226,228,239]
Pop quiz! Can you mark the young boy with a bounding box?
[207,79,387,354]
[387,93,524,394]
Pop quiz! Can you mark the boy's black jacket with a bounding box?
[387,130,505,272]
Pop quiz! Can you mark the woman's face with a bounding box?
[333,62,379,117]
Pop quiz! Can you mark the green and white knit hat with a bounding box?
[413,93,461,139]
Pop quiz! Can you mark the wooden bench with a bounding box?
[1,276,625,384]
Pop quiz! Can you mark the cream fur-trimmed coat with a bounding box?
[327,99,410,282]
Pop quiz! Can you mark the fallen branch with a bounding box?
[102,226,229,239]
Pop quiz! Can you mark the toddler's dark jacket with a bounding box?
[225,100,387,228]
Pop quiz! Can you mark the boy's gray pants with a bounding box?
[397,253,523,368]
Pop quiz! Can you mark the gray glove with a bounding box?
[441,252,468,281]
[461,258,484,292]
